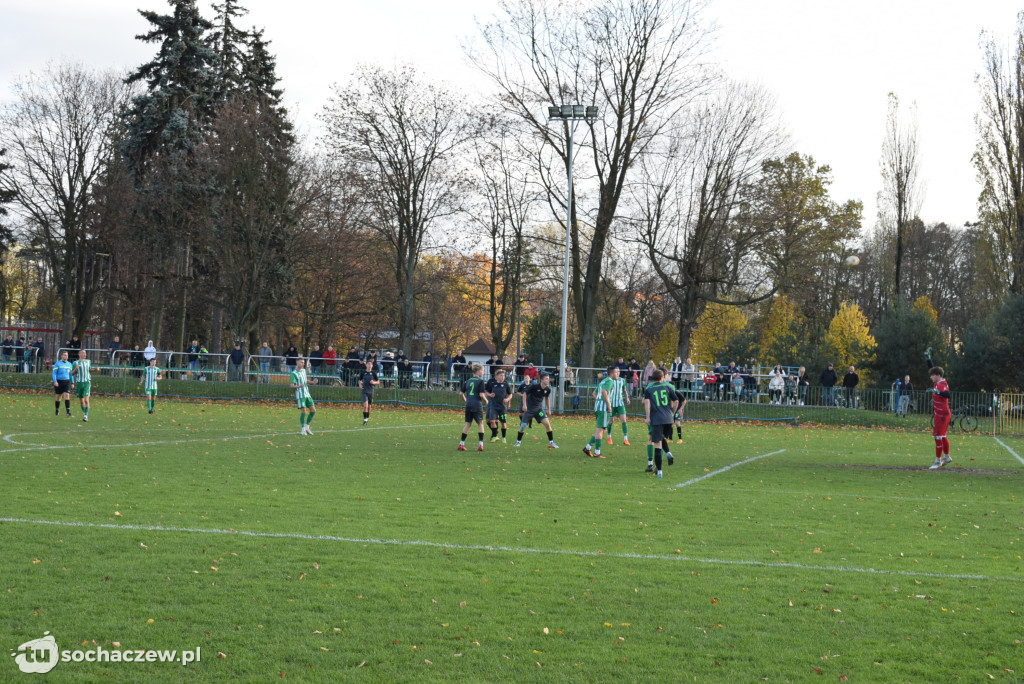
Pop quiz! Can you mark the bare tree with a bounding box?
[287,157,382,350]
[633,80,786,358]
[0,61,133,338]
[472,0,713,367]
[878,92,922,306]
[466,121,539,358]
[975,13,1024,293]
[320,63,475,354]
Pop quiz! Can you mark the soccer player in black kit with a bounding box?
[514,372,559,449]
[484,368,513,443]
[358,360,379,425]
[459,364,489,451]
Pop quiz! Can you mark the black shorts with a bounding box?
[361,390,374,405]
[521,408,546,426]
[54,380,70,395]
[464,406,484,424]
[649,423,672,443]
[487,404,507,422]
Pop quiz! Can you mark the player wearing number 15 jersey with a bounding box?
[643,369,678,479]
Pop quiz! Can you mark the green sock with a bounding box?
[622,423,628,436]
[586,437,595,449]
[306,412,315,426]
[646,444,654,462]
[84,407,89,416]
[606,422,613,436]
[300,413,306,427]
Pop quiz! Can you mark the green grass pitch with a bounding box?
[1,392,1021,681]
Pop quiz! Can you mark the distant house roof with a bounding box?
[463,338,496,355]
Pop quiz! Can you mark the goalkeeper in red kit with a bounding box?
[925,347,952,470]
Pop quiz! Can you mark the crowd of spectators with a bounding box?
[0,332,887,411]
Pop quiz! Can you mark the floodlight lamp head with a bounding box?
[572,105,585,117]
[585,106,599,119]
[560,104,572,117]
[548,105,561,119]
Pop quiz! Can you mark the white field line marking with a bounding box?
[0,422,452,454]
[0,516,1018,583]
[994,437,1024,466]
[693,488,1007,504]
[675,449,786,488]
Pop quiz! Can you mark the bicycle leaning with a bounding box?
[931,404,979,433]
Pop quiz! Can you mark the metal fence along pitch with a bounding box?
[2,360,1019,436]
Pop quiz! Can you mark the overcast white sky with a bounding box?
[1,0,1019,228]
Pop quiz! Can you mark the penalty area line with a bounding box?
[675,449,786,489]
[994,437,1024,466]
[0,516,1018,584]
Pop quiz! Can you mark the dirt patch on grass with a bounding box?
[827,463,1019,476]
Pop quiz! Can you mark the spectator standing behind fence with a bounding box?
[820,363,838,406]
[323,345,337,383]
[642,360,656,388]
[285,345,298,376]
[628,358,642,396]
[129,345,143,376]
[144,341,157,366]
[309,345,323,378]
[187,339,202,380]
[229,343,245,381]
[66,335,82,350]
[33,337,45,373]
[897,374,913,416]
[107,336,120,375]
[842,365,859,408]
[13,337,24,374]
[669,356,684,389]
[1,335,12,370]
[682,357,695,389]
[259,342,274,383]
[513,354,527,383]
[797,366,810,405]
[453,350,468,382]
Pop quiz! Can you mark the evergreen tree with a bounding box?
[121,0,219,170]
[523,308,561,366]
[209,0,250,99]
[872,296,941,388]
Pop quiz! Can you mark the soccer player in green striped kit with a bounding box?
[290,357,317,435]
[139,357,163,414]
[70,349,93,422]
[604,364,631,446]
[583,365,618,458]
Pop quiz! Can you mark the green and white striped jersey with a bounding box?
[609,377,627,408]
[291,368,312,401]
[594,376,615,412]
[71,359,91,383]
[143,366,161,391]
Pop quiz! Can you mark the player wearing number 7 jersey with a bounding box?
[925,348,952,469]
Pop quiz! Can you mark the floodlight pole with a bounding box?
[548,105,598,414]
